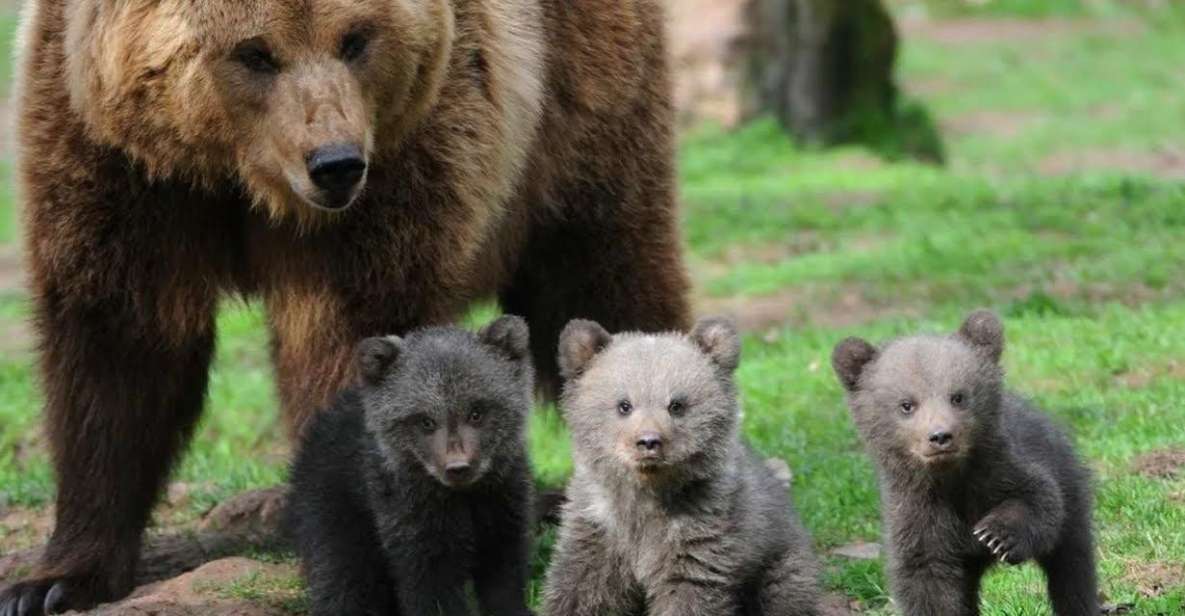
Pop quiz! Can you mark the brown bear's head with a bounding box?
[64,0,454,225]
[832,310,1006,473]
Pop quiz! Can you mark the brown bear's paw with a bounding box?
[972,518,1030,566]
[0,576,108,616]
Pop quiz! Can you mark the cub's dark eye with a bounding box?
[340,30,371,62]
[950,392,966,407]
[668,399,685,416]
[233,39,279,74]
[617,400,633,416]
[468,409,484,424]
[419,417,437,432]
[899,401,915,416]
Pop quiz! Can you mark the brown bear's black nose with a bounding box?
[929,430,954,448]
[636,433,663,453]
[307,144,366,204]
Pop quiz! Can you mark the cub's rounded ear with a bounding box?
[958,309,1004,363]
[690,316,741,373]
[479,315,531,362]
[558,319,612,380]
[832,337,878,392]
[357,336,403,385]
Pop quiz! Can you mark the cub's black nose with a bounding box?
[636,433,663,453]
[307,144,366,204]
[445,461,472,481]
[929,430,954,448]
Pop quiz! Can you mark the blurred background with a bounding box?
[1,0,1183,614]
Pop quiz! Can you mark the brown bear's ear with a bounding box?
[957,309,1004,363]
[832,338,878,392]
[479,315,531,362]
[690,317,741,373]
[558,319,612,380]
[357,336,403,385]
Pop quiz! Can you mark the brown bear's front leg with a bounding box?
[265,286,359,437]
[1,266,219,615]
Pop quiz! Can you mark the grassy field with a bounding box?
[2,1,1184,614]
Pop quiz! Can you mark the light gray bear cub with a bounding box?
[541,317,823,616]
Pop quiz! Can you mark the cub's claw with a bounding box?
[973,525,1021,566]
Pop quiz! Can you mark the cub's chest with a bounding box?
[590,495,696,582]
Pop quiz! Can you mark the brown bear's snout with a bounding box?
[306,143,367,209]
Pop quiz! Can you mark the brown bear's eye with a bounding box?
[667,399,685,416]
[468,409,484,424]
[340,30,371,62]
[617,400,633,416]
[950,392,966,407]
[899,401,915,415]
[233,39,279,75]
[419,417,437,432]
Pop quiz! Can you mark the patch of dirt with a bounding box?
[696,283,920,334]
[1038,148,1185,180]
[0,507,53,555]
[693,235,828,282]
[667,0,748,127]
[824,191,885,212]
[0,246,24,294]
[822,592,859,615]
[1114,361,1185,389]
[1121,560,1185,599]
[1131,448,1185,480]
[86,557,300,616]
[831,542,883,561]
[899,17,1145,45]
[942,110,1043,139]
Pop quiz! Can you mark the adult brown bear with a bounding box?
[1,0,689,613]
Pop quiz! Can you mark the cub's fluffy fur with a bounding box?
[832,310,1097,616]
[542,317,823,616]
[286,316,534,616]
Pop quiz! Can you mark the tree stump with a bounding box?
[742,0,900,144]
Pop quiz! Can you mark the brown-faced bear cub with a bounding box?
[832,310,1097,616]
[542,317,823,616]
[286,316,534,616]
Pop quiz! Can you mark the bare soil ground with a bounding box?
[898,16,1145,44]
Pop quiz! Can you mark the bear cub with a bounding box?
[542,317,823,616]
[287,316,535,616]
[831,310,1097,616]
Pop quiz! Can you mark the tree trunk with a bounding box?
[743,0,899,144]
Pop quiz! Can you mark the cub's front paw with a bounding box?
[972,519,1029,566]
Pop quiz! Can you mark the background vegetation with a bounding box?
[1,0,1183,613]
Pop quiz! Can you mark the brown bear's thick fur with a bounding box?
[2,0,689,612]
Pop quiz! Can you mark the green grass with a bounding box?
[2,2,1185,615]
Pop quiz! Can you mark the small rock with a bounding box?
[831,541,882,560]
[765,457,794,488]
[199,488,287,545]
[1101,602,1134,614]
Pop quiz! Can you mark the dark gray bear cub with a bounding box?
[541,317,823,616]
[831,310,1097,616]
[287,316,535,616]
